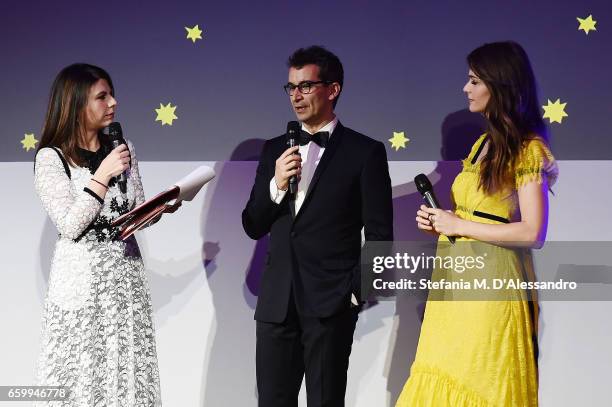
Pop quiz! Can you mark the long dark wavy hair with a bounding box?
[467,41,548,194]
[37,63,114,166]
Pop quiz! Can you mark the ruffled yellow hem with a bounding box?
[396,366,493,407]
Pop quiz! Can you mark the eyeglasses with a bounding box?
[283,80,331,95]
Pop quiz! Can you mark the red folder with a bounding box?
[112,186,179,240]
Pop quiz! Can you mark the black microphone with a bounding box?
[107,122,127,194]
[286,121,300,194]
[414,173,455,244]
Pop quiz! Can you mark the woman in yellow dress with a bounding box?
[396,41,558,406]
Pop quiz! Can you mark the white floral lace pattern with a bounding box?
[34,141,161,406]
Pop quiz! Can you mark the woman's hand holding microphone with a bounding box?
[88,144,130,198]
[416,205,462,237]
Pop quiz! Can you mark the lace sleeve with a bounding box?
[127,140,145,205]
[34,148,104,240]
[515,138,559,189]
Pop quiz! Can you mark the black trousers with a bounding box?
[256,292,359,407]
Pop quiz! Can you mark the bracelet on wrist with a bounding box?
[91,178,108,190]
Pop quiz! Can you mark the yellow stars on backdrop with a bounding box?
[542,99,568,124]
[155,103,178,126]
[389,131,410,151]
[21,133,38,151]
[155,24,201,128]
[185,25,203,43]
[577,15,597,35]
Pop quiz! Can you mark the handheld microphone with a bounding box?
[286,121,300,194]
[107,122,127,194]
[414,173,455,244]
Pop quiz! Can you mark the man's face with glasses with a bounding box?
[285,64,337,129]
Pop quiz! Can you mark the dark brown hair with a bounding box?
[38,63,114,166]
[287,45,343,107]
[468,41,548,194]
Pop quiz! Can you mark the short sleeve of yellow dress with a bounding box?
[515,137,559,190]
[396,135,557,407]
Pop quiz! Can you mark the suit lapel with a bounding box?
[293,123,344,222]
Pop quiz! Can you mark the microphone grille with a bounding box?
[286,120,300,136]
[107,122,123,140]
[414,173,433,195]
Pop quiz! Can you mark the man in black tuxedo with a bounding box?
[242,46,393,407]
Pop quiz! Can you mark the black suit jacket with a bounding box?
[242,123,393,322]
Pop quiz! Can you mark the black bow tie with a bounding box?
[298,130,329,148]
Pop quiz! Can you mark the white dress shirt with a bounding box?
[269,117,338,210]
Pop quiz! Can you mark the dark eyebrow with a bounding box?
[95,91,107,97]
[468,75,479,80]
[286,80,318,85]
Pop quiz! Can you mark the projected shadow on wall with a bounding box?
[138,243,204,326]
[200,138,267,406]
[383,109,483,406]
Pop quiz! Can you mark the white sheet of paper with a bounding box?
[172,165,216,202]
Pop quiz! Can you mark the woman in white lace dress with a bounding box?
[34,64,161,406]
